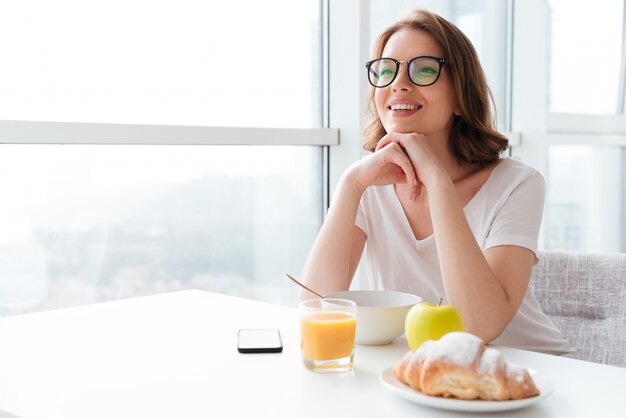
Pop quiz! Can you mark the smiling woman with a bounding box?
[364,20,507,163]
[301,8,576,358]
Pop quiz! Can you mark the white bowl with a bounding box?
[324,290,421,346]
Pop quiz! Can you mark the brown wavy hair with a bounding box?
[363,9,508,165]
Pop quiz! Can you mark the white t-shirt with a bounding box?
[355,157,575,356]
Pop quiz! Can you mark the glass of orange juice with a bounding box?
[298,298,357,372]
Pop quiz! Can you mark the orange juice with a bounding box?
[300,310,356,360]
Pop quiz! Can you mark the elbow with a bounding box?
[462,310,515,344]
[464,322,505,344]
[458,289,522,343]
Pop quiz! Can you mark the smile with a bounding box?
[389,103,422,111]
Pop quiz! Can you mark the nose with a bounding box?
[391,62,413,91]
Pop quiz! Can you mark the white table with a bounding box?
[0,290,624,417]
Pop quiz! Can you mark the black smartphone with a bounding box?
[237,329,283,353]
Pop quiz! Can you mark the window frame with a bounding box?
[511,0,626,252]
[0,0,338,235]
[0,120,338,146]
[513,0,626,166]
[0,1,337,147]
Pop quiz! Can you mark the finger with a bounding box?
[378,138,412,164]
[388,143,421,200]
[384,144,419,194]
[376,133,403,152]
[375,136,391,152]
[377,132,408,149]
[413,182,423,202]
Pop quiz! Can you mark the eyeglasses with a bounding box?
[365,56,450,88]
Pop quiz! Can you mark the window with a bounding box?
[0,0,322,128]
[0,0,331,315]
[545,146,623,252]
[0,145,323,315]
[537,0,626,252]
[548,0,624,115]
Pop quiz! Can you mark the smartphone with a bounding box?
[237,329,283,353]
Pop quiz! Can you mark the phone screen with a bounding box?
[237,329,283,353]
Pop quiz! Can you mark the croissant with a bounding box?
[393,332,539,400]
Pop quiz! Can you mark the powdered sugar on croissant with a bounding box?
[393,332,539,400]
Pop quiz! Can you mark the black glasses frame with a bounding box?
[365,56,450,88]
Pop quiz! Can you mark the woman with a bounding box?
[301,9,574,356]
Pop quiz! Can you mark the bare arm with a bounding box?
[426,173,535,341]
[299,171,366,298]
[378,133,539,342]
[300,143,419,299]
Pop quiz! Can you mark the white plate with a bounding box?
[379,367,555,412]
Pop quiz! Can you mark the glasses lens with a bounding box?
[368,59,397,87]
[409,57,441,86]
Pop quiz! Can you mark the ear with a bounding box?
[453,103,462,116]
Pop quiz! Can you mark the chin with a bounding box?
[384,122,423,135]
[396,127,420,134]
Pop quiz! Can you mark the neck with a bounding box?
[422,130,475,183]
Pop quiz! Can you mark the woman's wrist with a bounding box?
[342,162,369,195]
[422,165,452,190]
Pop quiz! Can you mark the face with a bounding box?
[374,28,460,139]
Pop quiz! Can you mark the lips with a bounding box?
[390,103,421,111]
[387,100,423,112]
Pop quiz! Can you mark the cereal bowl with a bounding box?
[324,290,421,345]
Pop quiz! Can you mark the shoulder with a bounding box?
[492,157,545,190]
[496,157,542,176]
[474,158,544,207]
[499,157,543,178]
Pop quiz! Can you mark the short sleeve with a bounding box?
[484,170,546,260]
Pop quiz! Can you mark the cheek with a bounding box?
[432,88,459,117]
[374,90,386,115]
[448,94,461,116]
[444,80,461,114]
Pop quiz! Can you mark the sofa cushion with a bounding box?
[531,251,626,367]
[531,252,615,319]
[548,315,626,368]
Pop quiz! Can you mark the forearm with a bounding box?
[427,174,514,342]
[300,168,365,298]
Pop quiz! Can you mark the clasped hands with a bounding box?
[352,132,444,202]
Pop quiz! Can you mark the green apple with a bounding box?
[404,298,465,350]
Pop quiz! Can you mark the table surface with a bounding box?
[0,290,624,418]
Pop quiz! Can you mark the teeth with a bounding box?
[390,103,418,111]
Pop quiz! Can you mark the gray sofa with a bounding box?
[530,250,626,368]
